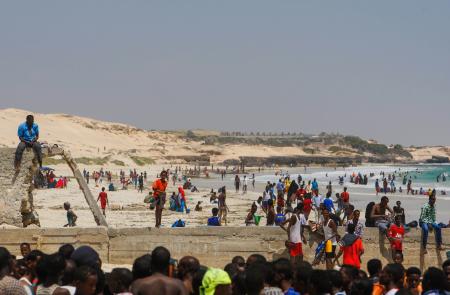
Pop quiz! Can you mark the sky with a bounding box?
[1,1,449,146]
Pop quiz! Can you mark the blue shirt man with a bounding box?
[312,179,319,191]
[15,115,42,169]
[18,122,39,142]
[323,196,335,213]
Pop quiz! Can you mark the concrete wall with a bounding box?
[1,227,448,271]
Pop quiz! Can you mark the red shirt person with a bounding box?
[97,187,109,216]
[335,223,364,269]
[388,215,405,258]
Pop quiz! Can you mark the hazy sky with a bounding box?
[1,1,449,146]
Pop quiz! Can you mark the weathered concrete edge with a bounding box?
[0,227,448,270]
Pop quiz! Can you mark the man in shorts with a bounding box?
[152,171,168,228]
[281,203,307,265]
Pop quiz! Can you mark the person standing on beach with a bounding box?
[14,115,43,170]
[97,187,109,216]
[252,173,255,189]
[375,179,380,195]
[152,171,168,228]
[281,203,307,265]
[234,175,240,193]
[419,194,444,254]
[243,175,248,194]
[218,187,228,225]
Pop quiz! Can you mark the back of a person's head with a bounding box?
[443,259,450,271]
[347,223,356,234]
[74,265,97,283]
[294,260,313,291]
[327,269,343,290]
[367,259,382,277]
[58,244,75,260]
[231,256,245,267]
[246,254,266,267]
[406,267,421,277]
[422,267,447,292]
[310,269,332,294]
[341,264,359,282]
[224,263,240,279]
[110,268,133,293]
[273,258,293,282]
[245,263,267,295]
[132,254,152,280]
[192,266,208,295]
[71,246,100,268]
[151,246,171,274]
[177,256,200,280]
[0,247,11,271]
[37,253,66,284]
[383,263,405,286]
[350,279,373,295]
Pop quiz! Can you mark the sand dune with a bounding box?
[1,108,448,164]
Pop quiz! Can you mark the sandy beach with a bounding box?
[31,164,450,229]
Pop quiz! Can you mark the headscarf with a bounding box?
[199,268,231,295]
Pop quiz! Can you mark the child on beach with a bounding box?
[63,202,77,227]
[207,208,221,226]
[388,215,405,260]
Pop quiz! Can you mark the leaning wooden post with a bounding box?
[62,150,108,227]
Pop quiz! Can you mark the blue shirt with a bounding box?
[312,181,318,190]
[285,287,300,295]
[207,216,221,226]
[324,198,334,212]
[18,122,39,142]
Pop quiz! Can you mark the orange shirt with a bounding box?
[372,282,384,295]
[152,179,168,197]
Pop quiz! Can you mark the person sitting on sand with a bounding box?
[194,201,202,212]
[63,202,77,227]
[266,199,276,226]
[14,114,43,170]
[245,203,258,226]
[207,208,221,226]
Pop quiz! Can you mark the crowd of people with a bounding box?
[1,243,449,295]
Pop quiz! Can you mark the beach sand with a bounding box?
[31,165,450,229]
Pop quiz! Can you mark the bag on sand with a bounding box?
[144,194,154,204]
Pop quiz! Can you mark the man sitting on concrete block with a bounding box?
[15,114,42,170]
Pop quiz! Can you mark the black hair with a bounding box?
[177,256,200,280]
[341,264,359,281]
[384,263,405,286]
[246,254,267,267]
[273,258,293,282]
[132,254,152,280]
[327,269,343,289]
[58,244,75,260]
[26,115,34,121]
[350,279,373,295]
[310,270,332,294]
[0,247,12,270]
[74,265,98,283]
[36,253,66,286]
[367,259,382,277]
[232,256,245,266]
[110,268,133,293]
[422,267,447,292]
[151,246,170,274]
[347,222,356,234]
[245,263,267,295]
[20,242,31,248]
[443,259,450,270]
[212,207,219,215]
[192,266,208,295]
[406,267,421,276]
[381,196,389,202]
[224,263,240,279]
